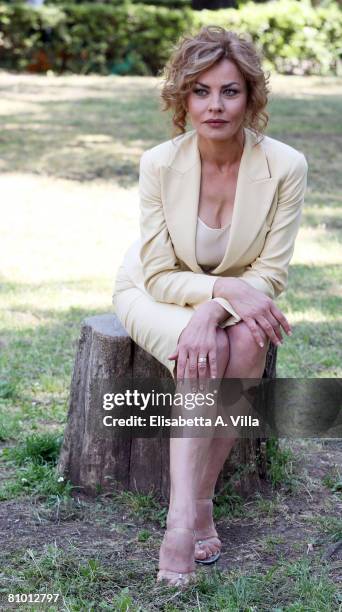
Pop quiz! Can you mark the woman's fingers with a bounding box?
[172,322,223,382]
[188,350,199,380]
[257,314,283,346]
[198,353,208,381]
[244,317,267,348]
[207,348,217,379]
[270,304,292,336]
[176,347,188,381]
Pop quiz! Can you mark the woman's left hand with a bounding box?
[168,301,227,380]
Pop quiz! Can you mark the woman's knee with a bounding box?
[227,321,270,370]
[215,327,230,376]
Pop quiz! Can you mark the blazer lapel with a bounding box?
[161,132,203,272]
[212,129,278,273]
[162,128,278,274]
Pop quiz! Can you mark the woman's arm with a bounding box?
[139,149,222,307]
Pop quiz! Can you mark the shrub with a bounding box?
[195,0,342,75]
[0,1,340,75]
[44,0,191,6]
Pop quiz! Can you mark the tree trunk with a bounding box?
[58,314,277,500]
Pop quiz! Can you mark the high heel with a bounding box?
[195,499,222,565]
[157,527,197,587]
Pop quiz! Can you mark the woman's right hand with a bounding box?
[213,277,292,348]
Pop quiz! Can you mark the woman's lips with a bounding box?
[205,121,229,127]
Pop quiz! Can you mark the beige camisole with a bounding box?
[195,216,231,272]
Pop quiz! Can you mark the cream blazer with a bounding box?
[120,127,308,327]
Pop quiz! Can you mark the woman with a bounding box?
[112,26,308,586]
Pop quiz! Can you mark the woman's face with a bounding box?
[186,58,248,141]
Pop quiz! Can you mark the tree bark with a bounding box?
[58,314,277,500]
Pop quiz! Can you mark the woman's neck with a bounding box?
[197,129,245,172]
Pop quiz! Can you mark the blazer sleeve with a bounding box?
[236,153,308,299]
[208,153,308,328]
[139,149,220,307]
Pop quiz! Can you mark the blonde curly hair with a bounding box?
[160,26,270,139]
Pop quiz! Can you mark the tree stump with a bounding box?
[58,314,277,500]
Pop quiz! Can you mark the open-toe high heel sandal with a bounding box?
[157,527,197,587]
[195,499,222,565]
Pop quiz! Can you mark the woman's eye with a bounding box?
[193,88,239,97]
[223,89,238,96]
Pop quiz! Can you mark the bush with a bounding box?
[0,1,340,75]
[45,0,191,6]
[0,3,193,74]
[195,0,342,75]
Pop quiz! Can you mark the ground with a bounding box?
[0,440,341,610]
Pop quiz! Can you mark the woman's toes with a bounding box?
[195,537,221,560]
[196,543,214,558]
[194,544,207,560]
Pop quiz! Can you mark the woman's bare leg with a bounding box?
[194,323,270,560]
[157,328,230,584]
[196,324,270,496]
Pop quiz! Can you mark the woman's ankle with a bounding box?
[167,502,196,530]
[195,498,217,532]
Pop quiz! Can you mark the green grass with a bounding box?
[112,490,168,528]
[323,470,342,494]
[0,432,72,501]
[266,438,298,490]
[0,546,339,612]
[313,516,342,544]
[253,491,286,515]
[213,481,245,519]
[0,462,72,501]
[4,432,63,465]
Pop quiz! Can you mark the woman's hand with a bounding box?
[213,277,292,348]
[168,301,226,380]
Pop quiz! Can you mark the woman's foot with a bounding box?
[194,499,222,563]
[157,527,197,587]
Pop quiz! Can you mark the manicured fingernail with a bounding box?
[259,342,264,347]
[288,330,293,336]
[199,384,204,391]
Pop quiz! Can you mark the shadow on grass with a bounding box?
[0,78,341,188]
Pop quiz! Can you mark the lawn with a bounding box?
[0,72,341,611]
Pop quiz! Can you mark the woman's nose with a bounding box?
[208,95,224,112]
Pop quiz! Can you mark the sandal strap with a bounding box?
[196,536,221,546]
[166,526,196,534]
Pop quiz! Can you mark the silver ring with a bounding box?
[198,356,207,364]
